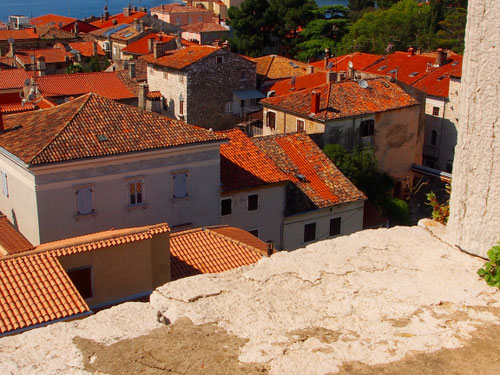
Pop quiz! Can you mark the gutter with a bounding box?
[412,163,451,183]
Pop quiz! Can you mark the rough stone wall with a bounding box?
[186,48,256,129]
[448,0,500,258]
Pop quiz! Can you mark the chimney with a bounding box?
[153,40,164,58]
[436,48,447,67]
[100,15,104,23]
[36,56,46,76]
[129,61,136,79]
[348,66,355,80]
[30,55,36,68]
[324,56,329,70]
[104,7,110,20]
[139,20,144,33]
[123,7,131,18]
[148,37,155,52]
[93,41,98,56]
[416,47,422,55]
[74,22,79,35]
[326,71,337,83]
[9,41,15,57]
[187,0,193,6]
[133,19,139,31]
[0,110,4,133]
[266,242,274,257]
[138,83,148,110]
[311,91,320,114]
[306,65,314,74]
[407,47,415,57]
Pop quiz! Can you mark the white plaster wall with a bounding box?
[448,0,500,258]
[147,65,188,120]
[31,144,222,244]
[283,201,364,251]
[220,184,286,249]
[0,151,40,244]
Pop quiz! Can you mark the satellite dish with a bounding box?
[358,79,369,89]
[348,61,353,69]
[69,49,80,55]
[326,61,334,70]
[7,37,14,44]
[289,61,299,69]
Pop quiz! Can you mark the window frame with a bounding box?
[179,100,184,115]
[126,177,145,207]
[225,101,233,113]
[360,119,375,137]
[329,217,341,237]
[296,118,305,132]
[303,222,316,243]
[74,184,95,216]
[432,106,440,116]
[216,56,224,64]
[247,194,259,211]
[220,197,232,216]
[266,110,276,129]
[172,171,188,199]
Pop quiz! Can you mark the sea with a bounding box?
[0,0,349,23]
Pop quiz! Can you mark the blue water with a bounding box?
[0,1,349,23]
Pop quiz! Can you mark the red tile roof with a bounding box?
[267,71,330,96]
[0,252,89,334]
[68,41,105,57]
[90,11,147,29]
[170,226,264,280]
[0,214,33,256]
[0,102,36,114]
[253,132,366,214]
[151,3,212,14]
[147,90,162,99]
[141,45,220,70]
[251,55,319,81]
[34,25,75,40]
[15,48,71,65]
[412,54,462,98]
[182,22,229,33]
[310,52,382,72]
[0,69,35,90]
[262,78,419,122]
[30,14,77,28]
[121,33,175,55]
[0,57,17,69]
[109,25,149,42]
[0,93,226,166]
[217,128,289,191]
[0,29,39,41]
[33,71,135,100]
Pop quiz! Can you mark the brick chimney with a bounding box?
[138,83,148,110]
[129,61,136,79]
[148,37,155,52]
[311,91,320,114]
[324,56,329,70]
[36,56,46,76]
[306,65,314,74]
[348,66,355,80]
[326,71,337,83]
[407,47,415,57]
[73,22,79,35]
[436,48,447,67]
[123,7,131,17]
[9,41,15,57]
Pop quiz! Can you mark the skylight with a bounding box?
[377,65,387,71]
[409,72,419,77]
[97,134,109,142]
[388,69,398,74]
[437,75,446,81]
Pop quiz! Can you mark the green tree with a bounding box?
[295,6,350,62]
[226,0,271,57]
[66,63,83,74]
[376,0,400,8]
[348,0,375,12]
[338,0,431,54]
[433,7,467,53]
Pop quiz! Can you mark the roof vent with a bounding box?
[452,61,459,66]
[409,72,419,77]
[295,173,306,181]
[377,65,387,71]
[97,134,109,142]
[358,79,369,89]
[289,61,299,69]
[437,75,446,81]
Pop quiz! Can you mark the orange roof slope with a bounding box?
[253,132,366,215]
[217,128,288,191]
[182,22,229,33]
[310,52,382,72]
[262,78,419,121]
[251,55,318,80]
[0,214,33,256]
[91,11,147,29]
[0,93,226,166]
[68,41,105,57]
[151,3,213,14]
[0,252,89,334]
[30,14,77,28]
[170,226,264,280]
[141,45,220,70]
[412,54,462,98]
[122,33,175,55]
[0,69,35,90]
[268,71,330,96]
[15,48,71,64]
[0,29,39,41]
[33,71,135,100]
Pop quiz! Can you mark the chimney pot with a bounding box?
[436,48,447,67]
[93,41,98,56]
[407,47,415,57]
[311,91,320,114]
[138,83,148,110]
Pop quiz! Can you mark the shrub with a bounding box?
[477,243,500,288]
[383,197,411,225]
[425,184,450,224]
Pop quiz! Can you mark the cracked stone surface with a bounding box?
[0,226,499,374]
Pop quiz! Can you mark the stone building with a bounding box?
[150,3,214,27]
[142,45,262,129]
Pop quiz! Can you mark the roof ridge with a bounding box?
[29,94,92,164]
[205,228,268,257]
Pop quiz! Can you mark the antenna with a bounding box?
[358,80,369,89]
[348,61,353,69]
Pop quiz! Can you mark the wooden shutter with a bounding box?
[173,173,187,198]
[77,188,93,215]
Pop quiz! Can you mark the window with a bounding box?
[173,172,188,198]
[250,98,258,107]
[431,130,438,146]
[216,56,224,64]
[433,106,440,116]
[179,100,184,115]
[1,172,8,197]
[175,17,181,25]
[266,111,276,129]
[329,217,341,237]
[247,194,259,211]
[296,119,305,132]
[221,198,232,216]
[128,180,143,206]
[240,70,248,80]
[178,74,184,83]
[248,229,259,238]
[240,99,245,109]
[75,186,94,215]
[225,101,233,113]
[304,222,316,243]
[67,266,93,299]
[360,119,375,137]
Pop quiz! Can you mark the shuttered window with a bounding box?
[76,187,94,215]
[173,173,188,198]
[128,181,143,206]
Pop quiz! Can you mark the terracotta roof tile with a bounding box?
[0,102,36,114]
[262,78,419,121]
[146,90,162,99]
[217,128,288,191]
[35,25,75,40]
[15,48,71,65]
[251,55,320,81]
[141,45,220,70]
[68,41,105,57]
[253,132,366,215]
[412,54,462,98]
[310,52,382,72]
[0,57,17,69]
[182,22,228,33]
[30,14,77,28]
[33,71,135,100]
[0,93,226,165]
[121,33,175,55]
[90,11,147,29]
[267,71,330,96]
[0,215,34,256]
[170,226,264,280]
[109,25,149,42]
[0,29,39,41]
[151,4,212,14]
[0,69,35,90]
[0,252,89,334]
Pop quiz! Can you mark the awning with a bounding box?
[233,90,266,100]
